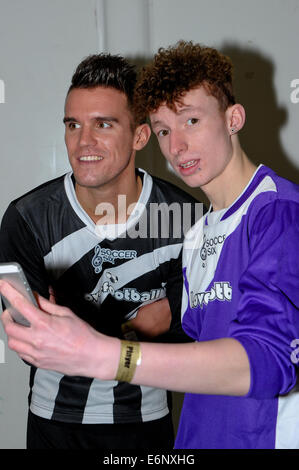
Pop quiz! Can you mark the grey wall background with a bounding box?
[0,0,298,449]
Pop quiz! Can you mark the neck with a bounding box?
[75,169,142,225]
[203,139,257,211]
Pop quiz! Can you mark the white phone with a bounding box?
[0,262,37,327]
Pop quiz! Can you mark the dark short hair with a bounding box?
[134,40,236,123]
[68,53,137,111]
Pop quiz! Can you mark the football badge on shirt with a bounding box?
[200,233,226,267]
[91,244,137,273]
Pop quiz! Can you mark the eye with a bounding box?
[97,121,111,129]
[67,122,80,130]
[187,118,199,126]
[157,129,169,137]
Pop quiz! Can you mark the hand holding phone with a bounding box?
[0,262,37,327]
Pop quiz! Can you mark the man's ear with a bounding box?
[133,123,151,150]
[226,103,246,134]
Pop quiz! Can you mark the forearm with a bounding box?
[0,280,250,396]
[97,336,251,396]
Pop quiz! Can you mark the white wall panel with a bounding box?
[0,0,100,218]
[104,0,152,56]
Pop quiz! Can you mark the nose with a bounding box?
[79,125,97,147]
[169,130,187,157]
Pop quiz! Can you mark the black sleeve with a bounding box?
[0,203,50,298]
[159,249,193,344]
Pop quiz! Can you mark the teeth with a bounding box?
[181,160,196,169]
[80,156,103,161]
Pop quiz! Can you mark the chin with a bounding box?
[180,174,204,189]
[74,176,104,189]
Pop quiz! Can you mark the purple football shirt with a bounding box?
[175,165,299,449]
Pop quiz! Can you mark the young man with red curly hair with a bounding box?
[1,41,299,449]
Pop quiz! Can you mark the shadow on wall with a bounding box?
[132,44,299,206]
[221,43,299,184]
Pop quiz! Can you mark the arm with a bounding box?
[125,298,171,339]
[228,200,299,398]
[1,201,297,398]
[0,280,250,396]
[122,250,191,342]
[132,337,250,395]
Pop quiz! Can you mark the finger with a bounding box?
[1,308,35,345]
[19,354,35,366]
[6,334,36,358]
[0,280,71,322]
[1,308,14,328]
[37,294,73,318]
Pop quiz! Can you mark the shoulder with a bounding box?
[245,197,299,259]
[249,199,299,245]
[11,174,68,215]
[247,170,299,231]
[1,174,69,233]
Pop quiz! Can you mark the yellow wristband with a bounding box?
[115,340,141,383]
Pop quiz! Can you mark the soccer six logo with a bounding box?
[200,234,226,261]
[92,244,137,273]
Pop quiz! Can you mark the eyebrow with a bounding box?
[151,105,204,127]
[63,115,119,124]
[150,119,165,128]
[63,117,75,124]
[176,105,203,115]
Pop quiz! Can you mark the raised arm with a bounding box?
[0,280,250,396]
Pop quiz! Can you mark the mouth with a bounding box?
[180,160,197,169]
[177,158,201,177]
[79,155,103,162]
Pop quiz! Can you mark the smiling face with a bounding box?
[64,86,140,192]
[150,86,235,192]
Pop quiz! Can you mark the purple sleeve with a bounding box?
[229,200,299,398]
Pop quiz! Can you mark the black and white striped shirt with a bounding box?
[0,169,202,424]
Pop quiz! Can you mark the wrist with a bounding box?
[91,333,121,381]
[115,340,142,383]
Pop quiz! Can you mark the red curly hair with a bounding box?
[133,40,235,123]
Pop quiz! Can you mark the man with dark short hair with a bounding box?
[0,53,201,449]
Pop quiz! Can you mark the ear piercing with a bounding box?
[231,127,237,134]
